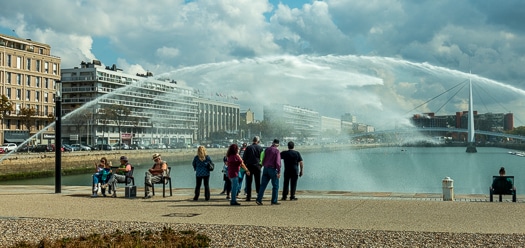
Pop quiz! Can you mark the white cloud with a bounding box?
[1,0,525,126]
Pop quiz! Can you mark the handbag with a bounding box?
[207,157,215,171]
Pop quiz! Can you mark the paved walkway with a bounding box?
[1,185,525,234]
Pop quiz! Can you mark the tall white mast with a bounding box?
[466,72,477,153]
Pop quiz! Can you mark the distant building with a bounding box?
[240,108,255,124]
[60,60,240,146]
[60,61,199,146]
[411,111,514,140]
[320,116,341,133]
[0,34,61,145]
[264,104,320,140]
[195,97,239,142]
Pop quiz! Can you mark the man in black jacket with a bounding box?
[242,136,263,201]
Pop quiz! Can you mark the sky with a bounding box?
[1,0,525,129]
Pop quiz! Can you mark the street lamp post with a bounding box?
[54,80,62,193]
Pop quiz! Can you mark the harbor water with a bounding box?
[2,146,523,195]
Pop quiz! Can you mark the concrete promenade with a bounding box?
[1,185,525,235]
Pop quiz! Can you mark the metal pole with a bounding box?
[54,80,62,193]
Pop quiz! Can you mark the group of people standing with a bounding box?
[192,136,304,206]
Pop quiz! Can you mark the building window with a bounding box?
[26,75,31,86]
[26,58,31,70]
[45,78,49,88]
[35,91,40,102]
[16,120,21,130]
[53,63,57,75]
[35,105,39,115]
[5,119,10,129]
[6,88,11,99]
[26,90,30,101]
[44,62,48,73]
[16,74,21,85]
[44,106,48,116]
[36,60,40,72]
[6,72,11,84]
[16,56,21,69]
[16,89,21,100]
[35,77,40,87]
[7,55,11,67]
[44,92,48,102]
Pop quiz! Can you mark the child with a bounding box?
[92,157,107,197]
[99,162,113,197]
[221,156,231,199]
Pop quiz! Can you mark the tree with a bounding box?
[18,106,37,150]
[19,106,37,133]
[65,108,95,144]
[0,94,14,119]
[0,94,14,142]
[98,104,132,145]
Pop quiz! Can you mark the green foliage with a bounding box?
[9,227,210,248]
[0,94,14,119]
[18,106,38,135]
[507,126,525,136]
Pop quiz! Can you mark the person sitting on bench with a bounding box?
[491,167,515,192]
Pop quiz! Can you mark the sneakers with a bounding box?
[256,201,263,205]
[111,193,117,198]
[219,191,226,195]
[230,202,241,206]
[290,197,298,201]
[144,193,153,199]
[91,193,98,198]
[271,202,281,205]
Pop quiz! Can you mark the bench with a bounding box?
[490,176,516,202]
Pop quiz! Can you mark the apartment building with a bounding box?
[0,34,61,145]
[60,61,200,146]
[61,61,240,147]
[264,104,321,141]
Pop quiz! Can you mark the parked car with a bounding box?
[1,143,18,152]
[148,144,166,149]
[32,144,53,152]
[71,144,91,151]
[112,143,130,150]
[96,144,114,151]
[62,144,73,152]
[16,144,31,152]
[130,144,145,150]
[84,144,98,151]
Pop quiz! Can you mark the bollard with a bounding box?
[442,177,454,201]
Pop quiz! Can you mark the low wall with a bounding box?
[0,148,224,180]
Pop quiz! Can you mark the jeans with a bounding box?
[256,167,279,204]
[230,177,240,204]
[237,170,245,195]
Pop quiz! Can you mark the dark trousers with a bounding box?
[282,173,299,199]
[194,176,210,200]
[245,164,261,200]
[223,174,231,195]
